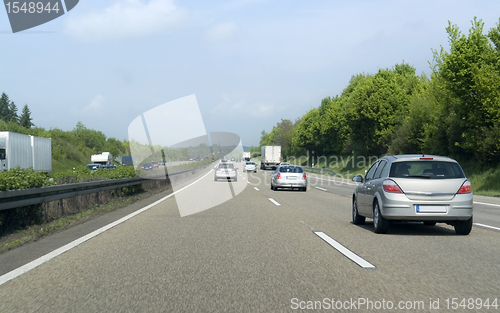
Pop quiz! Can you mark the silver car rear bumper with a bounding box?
[379,192,473,221]
[215,172,237,179]
[273,179,307,188]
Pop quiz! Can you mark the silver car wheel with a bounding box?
[352,198,365,225]
[373,201,389,234]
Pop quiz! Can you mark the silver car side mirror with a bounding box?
[352,175,364,183]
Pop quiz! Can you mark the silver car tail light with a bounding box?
[383,179,403,193]
[457,180,472,194]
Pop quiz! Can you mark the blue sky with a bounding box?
[1,0,499,146]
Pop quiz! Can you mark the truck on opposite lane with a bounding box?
[0,131,52,172]
[91,152,113,166]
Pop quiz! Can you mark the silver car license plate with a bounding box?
[416,205,447,213]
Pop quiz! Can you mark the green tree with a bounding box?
[261,119,296,156]
[291,108,322,154]
[389,79,434,154]
[19,104,33,128]
[260,130,272,146]
[317,97,346,155]
[345,63,421,155]
[72,122,107,153]
[431,17,500,164]
[0,93,11,122]
[0,93,9,120]
[7,102,19,123]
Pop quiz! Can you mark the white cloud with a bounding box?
[224,0,268,10]
[204,22,238,44]
[211,93,246,112]
[231,101,244,110]
[211,94,274,117]
[72,95,106,117]
[64,0,185,42]
[251,104,273,117]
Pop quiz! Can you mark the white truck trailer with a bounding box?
[0,131,52,172]
[91,152,113,166]
[260,145,281,170]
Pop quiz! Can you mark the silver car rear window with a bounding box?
[389,161,465,179]
[279,166,303,173]
[218,163,234,169]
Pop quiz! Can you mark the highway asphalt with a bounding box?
[0,167,499,312]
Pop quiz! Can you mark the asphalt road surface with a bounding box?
[0,168,499,312]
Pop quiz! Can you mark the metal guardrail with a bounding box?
[0,162,215,211]
[0,177,148,211]
[302,166,341,177]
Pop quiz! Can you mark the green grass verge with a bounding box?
[51,158,87,175]
[462,163,500,197]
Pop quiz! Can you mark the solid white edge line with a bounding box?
[254,187,259,191]
[473,223,500,231]
[0,167,215,287]
[268,198,281,206]
[314,231,375,269]
[315,187,327,191]
[474,201,500,207]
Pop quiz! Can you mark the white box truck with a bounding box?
[0,131,52,172]
[91,152,113,166]
[242,152,251,161]
[260,145,281,170]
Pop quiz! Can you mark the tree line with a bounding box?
[0,93,34,128]
[260,18,500,168]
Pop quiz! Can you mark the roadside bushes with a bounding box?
[52,165,137,184]
[0,166,139,236]
[0,167,52,233]
[0,167,55,191]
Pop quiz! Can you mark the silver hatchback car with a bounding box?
[214,162,237,182]
[352,155,473,235]
[271,165,307,191]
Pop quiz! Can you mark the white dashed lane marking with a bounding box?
[314,231,376,269]
[268,198,281,206]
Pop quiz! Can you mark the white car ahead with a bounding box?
[243,162,257,173]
